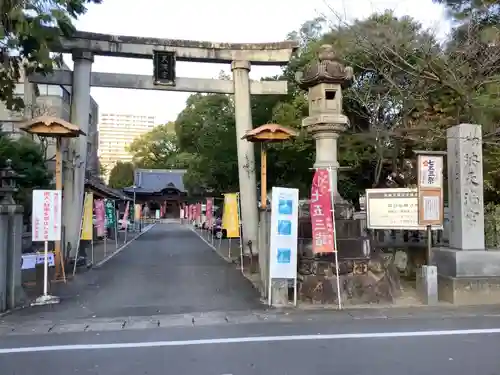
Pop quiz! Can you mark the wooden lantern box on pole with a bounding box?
[242,124,298,209]
[21,116,86,282]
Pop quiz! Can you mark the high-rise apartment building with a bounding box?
[98,113,156,177]
[0,64,99,175]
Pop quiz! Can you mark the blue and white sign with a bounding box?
[269,187,299,280]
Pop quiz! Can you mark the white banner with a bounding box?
[269,187,299,280]
[366,188,422,230]
[32,190,62,242]
[418,155,443,188]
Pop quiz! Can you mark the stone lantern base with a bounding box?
[297,216,402,306]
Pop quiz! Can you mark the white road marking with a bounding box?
[1,328,500,354]
[94,223,156,267]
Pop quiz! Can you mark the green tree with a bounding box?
[127,122,183,169]
[108,161,134,189]
[175,93,239,194]
[433,0,500,23]
[0,133,52,218]
[1,0,102,111]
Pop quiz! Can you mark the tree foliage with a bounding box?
[127,122,183,169]
[175,93,239,194]
[0,133,52,216]
[108,161,134,189]
[1,0,102,110]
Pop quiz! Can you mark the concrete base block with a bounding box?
[433,247,500,304]
[437,274,500,305]
[432,247,500,277]
[416,266,438,305]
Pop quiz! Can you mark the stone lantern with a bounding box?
[0,159,20,205]
[296,44,354,218]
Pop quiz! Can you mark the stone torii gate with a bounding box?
[28,31,298,259]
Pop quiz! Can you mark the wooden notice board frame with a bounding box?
[416,152,445,227]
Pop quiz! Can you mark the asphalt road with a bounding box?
[3,223,262,322]
[3,223,500,374]
[1,314,500,374]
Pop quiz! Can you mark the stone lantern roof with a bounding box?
[296,44,354,90]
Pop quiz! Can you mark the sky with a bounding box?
[63,0,449,124]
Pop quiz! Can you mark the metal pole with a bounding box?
[73,197,85,277]
[427,224,432,265]
[293,276,298,307]
[43,241,48,296]
[114,201,119,249]
[237,193,244,272]
[133,186,136,232]
[91,236,94,265]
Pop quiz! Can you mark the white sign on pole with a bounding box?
[418,155,444,188]
[366,188,440,230]
[32,190,62,242]
[269,187,299,280]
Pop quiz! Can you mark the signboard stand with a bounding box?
[326,167,342,310]
[365,188,443,231]
[221,193,242,264]
[415,151,446,264]
[268,187,299,307]
[31,190,62,306]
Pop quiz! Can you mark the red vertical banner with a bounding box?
[197,203,202,221]
[206,198,213,228]
[310,169,335,253]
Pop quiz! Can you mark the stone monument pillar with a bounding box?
[433,123,500,304]
[297,44,354,213]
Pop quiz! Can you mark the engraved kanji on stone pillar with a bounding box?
[447,123,485,250]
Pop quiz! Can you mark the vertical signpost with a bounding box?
[268,187,299,307]
[311,168,341,310]
[122,201,130,244]
[105,199,118,250]
[206,198,214,243]
[222,193,241,260]
[416,151,445,264]
[32,190,62,306]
